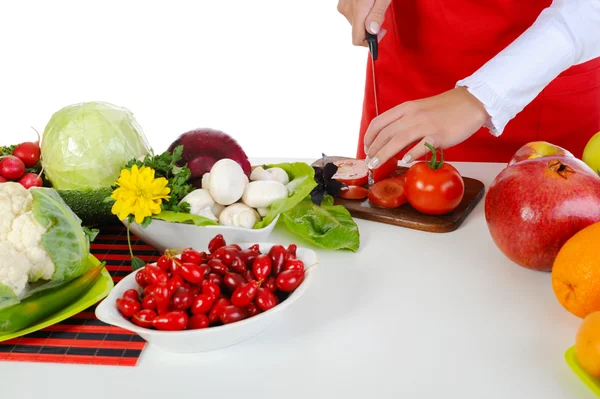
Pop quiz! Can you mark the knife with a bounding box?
[366,31,379,185]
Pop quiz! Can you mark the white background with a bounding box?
[0,0,368,160]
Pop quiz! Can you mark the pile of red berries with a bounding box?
[115,234,305,331]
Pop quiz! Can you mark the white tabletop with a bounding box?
[0,160,593,399]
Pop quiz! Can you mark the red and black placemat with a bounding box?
[0,224,159,366]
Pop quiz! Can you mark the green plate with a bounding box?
[566,345,600,397]
[0,267,114,343]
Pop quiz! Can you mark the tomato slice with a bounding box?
[338,185,368,200]
[367,177,407,208]
[333,159,369,186]
[372,155,399,182]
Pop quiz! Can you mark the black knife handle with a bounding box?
[366,32,378,61]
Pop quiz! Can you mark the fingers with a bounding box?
[363,103,411,151]
[401,136,439,164]
[367,125,429,169]
[365,0,391,35]
[366,117,419,159]
[351,0,374,46]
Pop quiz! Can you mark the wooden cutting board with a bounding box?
[312,156,486,233]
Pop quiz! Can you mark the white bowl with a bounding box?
[95,242,318,353]
[124,215,280,253]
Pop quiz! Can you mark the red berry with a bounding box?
[220,306,249,325]
[122,289,140,301]
[172,286,194,310]
[209,298,231,324]
[132,309,156,328]
[252,254,272,281]
[208,258,228,275]
[116,298,141,318]
[142,293,156,310]
[208,234,226,254]
[268,245,288,276]
[287,244,297,258]
[240,250,259,267]
[262,276,277,292]
[248,244,260,252]
[284,258,305,272]
[135,269,149,287]
[276,270,304,292]
[187,314,210,330]
[152,311,188,331]
[167,274,185,293]
[190,293,216,315]
[247,303,261,317]
[179,263,207,284]
[144,264,168,285]
[157,255,172,271]
[231,281,259,307]
[170,258,183,275]
[201,280,221,298]
[154,284,172,315]
[143,284,156,297]
[256,288,279,311]
[223,272,247,293]
[181,249,203,265]
[207,272,224,289]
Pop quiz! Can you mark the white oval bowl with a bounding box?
[123,215,279,253]
[95,242,318,353]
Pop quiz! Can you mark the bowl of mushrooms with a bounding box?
[124,159,296,253]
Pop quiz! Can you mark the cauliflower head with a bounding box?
[0,182,55,298]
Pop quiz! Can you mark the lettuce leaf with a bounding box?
[281,195,360,252]
[30,187,92,282]
[253,162,318,229]
[152,211,219,226]
[0,283,19,311]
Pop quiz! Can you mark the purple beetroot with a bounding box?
[167,128,252,188]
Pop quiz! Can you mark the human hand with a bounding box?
[363,87,490,168]
[337,0,391,46]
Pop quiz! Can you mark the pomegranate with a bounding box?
[485,156,600,271]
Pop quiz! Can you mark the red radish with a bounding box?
[0,156,26,180]
[12,127,41,168]
[19,172,43,189]
[0,176,7,183]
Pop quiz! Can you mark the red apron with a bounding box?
[356,0,600,163]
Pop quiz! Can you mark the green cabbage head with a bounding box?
[41,101,151,190]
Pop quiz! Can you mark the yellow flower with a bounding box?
[110,164,171,224]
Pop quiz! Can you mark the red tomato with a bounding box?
[372,155,399,182]
[338,185,368,200]
[332,159,368,186]
[404,144,465,215]
[367,177,407,208]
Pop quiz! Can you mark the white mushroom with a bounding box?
[201,173,211,190]
[208,159,248,206]
[179,189,223,222]
[242,180,288,208]
[250,166,290,185]
[256,207,269,217]
[218,203,260,229]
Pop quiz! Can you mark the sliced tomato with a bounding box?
[338,185,368,200]
[333,159,369,186]
[368,177,407,209]
[372,155,399,182]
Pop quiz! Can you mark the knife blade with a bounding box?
[366,31,379,185]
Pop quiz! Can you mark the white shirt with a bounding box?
[456,0,600,136]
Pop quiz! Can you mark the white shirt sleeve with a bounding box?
[456,0,600,136]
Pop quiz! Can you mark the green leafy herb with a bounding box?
[83,227,100,243]
[0,145,16,157]
[281,195,360,252]
[253,162,318,229]
[152,211,219,227]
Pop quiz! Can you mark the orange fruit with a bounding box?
[576,312,600,378]
[552,222,600,318]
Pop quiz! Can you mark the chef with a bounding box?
[339,0,600,167]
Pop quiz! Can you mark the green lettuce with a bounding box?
[0,283,19,310]
[253,162,318,229]
[281,195,360,252]
[153,211,219,227]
